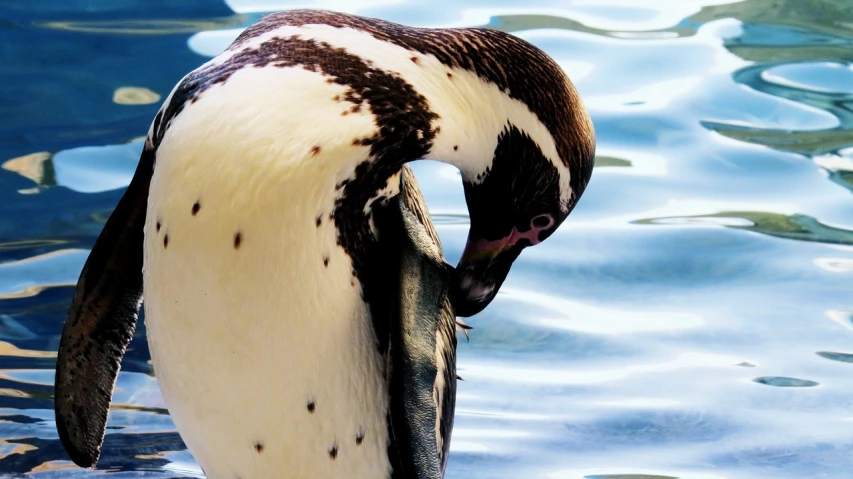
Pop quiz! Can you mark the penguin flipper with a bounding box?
[53,146,154,468]
[388,166,458,478]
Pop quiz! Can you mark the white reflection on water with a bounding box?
[0,250,88,299]
[465,352,744,385]
[762,62,853,95]
[498,288,704,334]
[52,141,144,194]
[549,468,729,479]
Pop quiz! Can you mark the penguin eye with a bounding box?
[531,214,553,229]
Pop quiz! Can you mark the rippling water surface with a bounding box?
[2,0,853,477]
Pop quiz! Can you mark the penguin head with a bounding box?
[451,89,595,317]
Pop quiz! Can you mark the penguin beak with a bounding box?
[451,235,520,317]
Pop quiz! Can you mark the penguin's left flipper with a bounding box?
[54,145,154,468]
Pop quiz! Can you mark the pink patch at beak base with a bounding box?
[461,217,552,261]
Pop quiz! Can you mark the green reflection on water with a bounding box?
[35,16,249,35]
[691,0,853,40]
[595,156,632,168]
[702,123,853,157]
[637,211,853,246]
[816,351,853,363]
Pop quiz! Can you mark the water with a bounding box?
[2,0,853,477]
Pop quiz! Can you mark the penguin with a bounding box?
[53,9,595,479]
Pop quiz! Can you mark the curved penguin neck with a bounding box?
[205,19,567,188]
[154,15,575,241]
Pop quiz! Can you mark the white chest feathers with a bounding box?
[141,66,393,479]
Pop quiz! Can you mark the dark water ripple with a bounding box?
[752,377,820,388]
[2,0,853,478]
